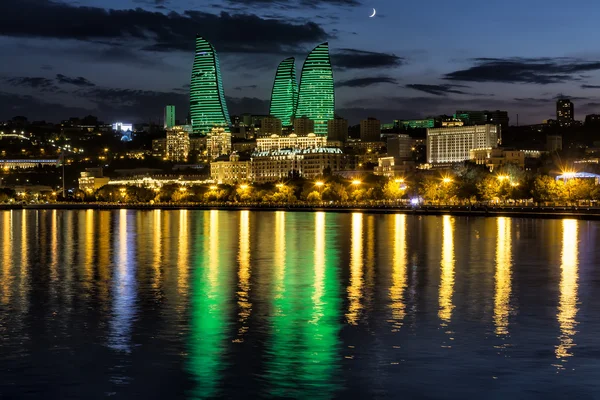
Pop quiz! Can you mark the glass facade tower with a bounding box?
[296,43,335,136]
[269,57,298,127]
[190,35,231,134]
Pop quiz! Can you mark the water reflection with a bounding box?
[109,210,137,353]
[177,210,189,298]
[555,219,579,365]
[389,214,407,331]
[346,213,364,325]
[188,210,230,399]
[236,210,251,340]
[1,212,13,305]
[438,215,455,325]
[494,217,512,336]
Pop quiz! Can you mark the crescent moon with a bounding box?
[369,8,376,17]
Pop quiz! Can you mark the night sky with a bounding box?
[2,0,600,125]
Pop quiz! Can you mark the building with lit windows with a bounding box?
[557,99,574,127]
[296,43,335,136]
[293,116,315,135]
[269,57,298,127]
[79,168,110,192]
[387,134,412,160]
[210,147,344,184]
[190,35,231,134]
[427,124,500,164]
[255,133,327,152]
[206,127,232,160]
[152,138,167,158]
[166,126,191,162]
[327,117,348,142]
[470,148,525,171]
[261,116,283,136]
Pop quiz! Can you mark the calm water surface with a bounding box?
[1,210,599,399]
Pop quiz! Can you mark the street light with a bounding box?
[442,177,452,184]
[395,178,405,184]
[497,175,509,182]
[315,181,324,187]
[276,183,285,189]
[352,180,361,186]
[210,185,218,190]
[240,184,249,190]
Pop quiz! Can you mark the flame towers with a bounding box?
[296,43,335,136]
[269,57,298,127]
[190,35,231,134]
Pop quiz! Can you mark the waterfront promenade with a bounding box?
[2,202,600,220]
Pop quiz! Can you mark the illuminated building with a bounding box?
[441,119,464,127]
[296,43,335,136]
[470,148,525,171]
[269,57,298,127]
[427,124,500,164]
[327,117,348,142]
[78,168,109,192]
[166,126,191,162]
[556,99,574,127]
[210,153,251,183]
[261,116,283,136]
[0,159,59,169]
[360,118,381,141]
[396,119,435,129]
[112,122,133,132]
[152,138,167,157]
[293,116,315,136]
[210,147,344,184]
[164,105,176,129]
[256,133,326,152]
[206,127,232,160]
[454,111,487,125]
[190,35,231,134]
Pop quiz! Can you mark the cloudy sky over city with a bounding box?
[2,0,600,124]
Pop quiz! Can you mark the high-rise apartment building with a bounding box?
[327,117,348,142]
[557,99,574,126]
[296,43,335,136]
[207,127,232,160]
[269,57,298,127]
[294,116,315,136]
[485,110,509,129]
[166,126,191,162]
[386,134,412,160]
[427,124,500,164]
[360,118,381,142]
[164,105,175,129]
[261,116,283,136]
[190,35,231,134]
[454,110,509,128]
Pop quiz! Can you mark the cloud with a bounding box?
[223,0,361,8]
[4,76,61,92]
[581,84,600,89]
[0,91,92,122]
[234,85,258,90]
[405,83,470,96]
[56,74,95,87]
[332,48,404,70]
[337,76,397,87]
[0,0,329,55]
[444,57,600,84]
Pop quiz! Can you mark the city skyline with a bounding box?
[3,0,600,124]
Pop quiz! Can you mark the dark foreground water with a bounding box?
[1,210,599,399]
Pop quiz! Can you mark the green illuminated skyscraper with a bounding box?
[190,35,231,134]
[296,43,335,136]
[269,57,298,127]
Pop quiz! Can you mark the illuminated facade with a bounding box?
[427,124,500,164]
[190,35,231,134]
[255,133,326,152]
[269,57,298,127]
[556,99,574,127]
[166,126,191,162]
[207,127,232,160]
[296,43,335,136]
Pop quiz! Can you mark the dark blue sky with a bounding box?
[2,0,600,125]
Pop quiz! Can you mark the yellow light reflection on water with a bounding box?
[274,211,286,299]
[312,212,326,323]
[346,213,364,325]
[83,210,94,287]
[494,217,512,336]
[152,210,162,290]
[177,210,189,297]
[555,219,579,364]
[236,210,251,339]
[438,215,455,324]
[1,212,13,304]
[389,214,407,331]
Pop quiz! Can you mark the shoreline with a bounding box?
[1,203,600,220]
